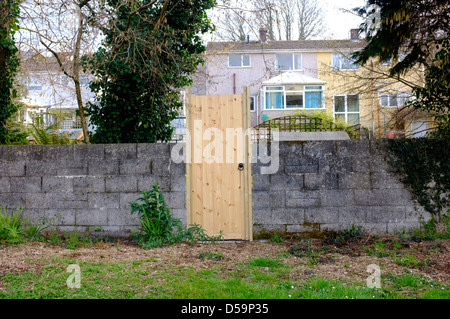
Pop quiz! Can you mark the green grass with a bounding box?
[0,255,447,299]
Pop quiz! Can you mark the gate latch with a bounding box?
[238,163,244,171]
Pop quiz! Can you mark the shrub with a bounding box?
[130,183,223,248]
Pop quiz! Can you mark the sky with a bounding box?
[321,0,366,39]
[208,0,367,41]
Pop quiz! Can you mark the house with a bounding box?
[191,28,433,138]
[17,51,93,135]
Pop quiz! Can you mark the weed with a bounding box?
[130,183,223,248]
[323,225,365,247]
[198,252,224,261]
[270,233,284,243]
[393,254,423,268]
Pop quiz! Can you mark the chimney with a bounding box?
[259,27,268,43]
[350,29,360,41]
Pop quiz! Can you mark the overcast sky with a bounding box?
[322,0,366,39]
[208,0,367,41]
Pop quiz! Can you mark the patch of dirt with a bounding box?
[0,238,448,287]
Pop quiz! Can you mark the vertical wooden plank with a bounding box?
[185,88,193,226]
[243,87,253,241]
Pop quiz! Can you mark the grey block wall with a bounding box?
[252,140,431,236]
[0,144,186,237]
[0,141,431,237]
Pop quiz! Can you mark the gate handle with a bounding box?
[238,163,244,171]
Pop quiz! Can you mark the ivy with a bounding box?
[385,138,450,223]
[0,0,21,144]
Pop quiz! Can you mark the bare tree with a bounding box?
[278,0,296,40]
[18,0,104,143]
[295,0,326,40]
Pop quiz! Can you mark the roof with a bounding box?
[262,71,326,86]
[207,39,366,54]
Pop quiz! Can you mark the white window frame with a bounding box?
[332,53,359,70]
[333,94,360,124]
[275,53,303,71]
[380,92,412,108]
[263,85,325,110]
[228,54,251,68]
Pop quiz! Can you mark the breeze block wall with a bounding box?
[252,140,431,236]
[0,140,431,237]
[0,144,186,237]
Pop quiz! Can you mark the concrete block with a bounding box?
[252,208,272,224]
[253,191,285,208]
[318,156,352,174]
[74,144,104,161]
[105,176,138,193]
[73,176,105,194]
[88,193,120,209]
[10,177,41,193]
[370,171,404,189]
[304,173,338,190]
[0,193,25,208]
[354,189,412,206]
[270,208,304,224]
[252,174,271,191]
[164,191,186,209]
[286,224,318,233]
[120,158,170,176]
[88,159,120,176]
[278,141,303,157]
[338,206,370,223]
[21,209,75,226]
[338,172,371,189]
[350,157,371,172]
[269,174,304,191]
[119,192,141,210]
[286,191,320,208]
[0,161,26,176]
[0,145,28,161]
[42,176,74,193]
[41,145,74,161]
[302,141,335,157]
[168,162,186,176]
[319,190,354,207]
[169,174,186,192]
[104,144,137,160]
[0,177,10,192]
[387,222,422,234]
[304,207,339,224]
[56,161,89,176]
[336,140,370,157]
[107,209,135,226]
[76,209,108,226]
[370,206,406,223]
[25,161,58,176]
[138,175,171,192]
[278,131,349,141]
[137,143,170,159]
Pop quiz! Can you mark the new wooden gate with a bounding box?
[185,88,253,240]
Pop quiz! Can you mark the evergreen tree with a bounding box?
[85,0,216,143]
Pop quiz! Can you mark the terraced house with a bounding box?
[192,29,430,138]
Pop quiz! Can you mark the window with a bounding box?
[334,94,360,125]
[380,92,412,108]
[228,54,250,67]
[276,53,302,71]
[28,76,42,91]
[332,53,359,70]
[264,85,324,110]
[411,120,427,138]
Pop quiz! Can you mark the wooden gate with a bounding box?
[185,88,253,240]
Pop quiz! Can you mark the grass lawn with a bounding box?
[0,239,448,300]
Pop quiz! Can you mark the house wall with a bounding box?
[0,142,431,238]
